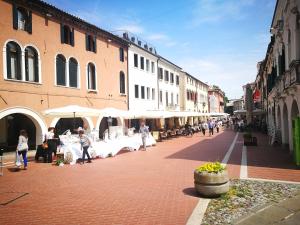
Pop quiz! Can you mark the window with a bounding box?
[151,61,155,73]
[87,63,96,90]
[13,5,32,34]
[147,87,150,99]
[119,48,124,62]
[141,86,145,99]
[187,91,190,100]
[176,75,179,85]
[176,94,179,105]
[166,92,169,106]
[61,24,74,46]
[171,93,174,105]
[158,67,163,79]
[159,90,162,103]
[152,88,155,100]
[140,56,144,70]
[119,71,125,94]
[69,57,78,88]
[25,46,39,82]
[170,73,174,84]
[56,54,66,86]
[134,54,138,67]
[85,34,96,53]
[135,85,139,98]
[146,59,150,71]
[164,70,169,82]
[6,41,22,80]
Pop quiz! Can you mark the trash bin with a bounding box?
[293,117,300,167]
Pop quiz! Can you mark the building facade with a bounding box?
[208,86,225,113]
[252,0,300,152]
[0,0,128,150]
[179,71,208,113]
[157,57,181,111]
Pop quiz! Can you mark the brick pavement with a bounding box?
[0,130,236,225]
[246,132,300,182]
[1,130,299,225]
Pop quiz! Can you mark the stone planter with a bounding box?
[194,170,229,197]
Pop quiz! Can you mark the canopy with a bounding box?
[98,107,132,118]
[43,105,100,117]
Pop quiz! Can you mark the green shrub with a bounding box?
[196,162,226,173]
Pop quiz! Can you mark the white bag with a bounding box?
[15,151,22,167]
[17,143,28,151]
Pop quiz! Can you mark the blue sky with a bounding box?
[44,0,276,99]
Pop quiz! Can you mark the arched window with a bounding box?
[25,46,39,82]
[119,71,125,94]
[69,57,78,88]
[87,63,96,90]
[56,54,66,86]
[6,41,22,80]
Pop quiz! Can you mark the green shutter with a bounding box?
[6,44,11,78]
[27,11,32,34]
[25,48,29,81]
[34,51,39,82]
[85,34,89,51]
[70,28,75,46]
[93,36,97,53]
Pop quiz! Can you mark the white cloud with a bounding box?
[116,24,144,34]
[190,0,255,27]
[147,34,169,41]
[179,54,258,98]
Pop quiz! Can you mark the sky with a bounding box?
[44,0,276,99]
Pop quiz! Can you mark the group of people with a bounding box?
[183,119,222,137]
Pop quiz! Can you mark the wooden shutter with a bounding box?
[69,59,77,87]
[6,44,11,78]
[93,36,97,53]
[27,11,32,34]
[25,48,29,81]
[60,24,64,43]
[16,47,22,80]
[34,52,39,82]
[70,28,75,46]
[85,34,89,51]
[12,4,18,30]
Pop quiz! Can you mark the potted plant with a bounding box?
[194,162,229,197]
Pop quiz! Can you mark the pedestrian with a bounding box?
[79,130,92,164]
[216,121,220,133]
[139,120,149,150]
[16,129,29,170]
[201,121,207,136]
[44,127,56,163]
[208,120,214,136]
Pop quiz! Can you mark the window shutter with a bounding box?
[93,36,97,53]
[27,11,32,34]
[60,23,64,43]
[34,53,39,82]
[12,4,18,30]
[25,49,29,81]
[16,48,22,80]
[6,44,11,78]
[85,34,89,51]
[70,28,75,46]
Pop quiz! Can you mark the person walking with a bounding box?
[16,129,29,170]
[216,121,220,133]
[201,121,207,136]
[44,127,57,163]
[208,120,214,136]
[79,130,92,164]
[139,120,149,150]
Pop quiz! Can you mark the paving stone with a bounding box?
[277,196,300,211]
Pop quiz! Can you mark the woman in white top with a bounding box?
[16,129,29,169]
[44,127,57,163]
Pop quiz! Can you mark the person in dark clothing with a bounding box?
[79,130,92,164]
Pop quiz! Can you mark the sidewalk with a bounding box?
[246,132,300,182]
[236,191,300,225]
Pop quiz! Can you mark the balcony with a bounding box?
[270,61,300,96]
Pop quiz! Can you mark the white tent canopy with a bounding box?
[43,105,100,118]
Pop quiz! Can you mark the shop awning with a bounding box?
[43,105,100,118]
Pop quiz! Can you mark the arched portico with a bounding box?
[0,107,47,147]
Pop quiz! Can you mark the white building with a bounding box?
[267,0,300,152]
[157,57,181,111]
[122,32,159,111]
